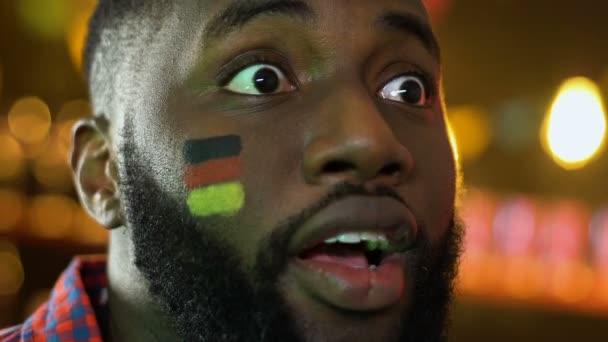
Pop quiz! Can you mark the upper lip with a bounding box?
[288,196,418,256]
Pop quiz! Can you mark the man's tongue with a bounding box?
[299,244,369,268]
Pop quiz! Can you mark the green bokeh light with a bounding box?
[17,0,69,39]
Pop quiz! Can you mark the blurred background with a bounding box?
[0,0,607,340]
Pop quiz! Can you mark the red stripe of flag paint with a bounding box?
[184,156,243,190]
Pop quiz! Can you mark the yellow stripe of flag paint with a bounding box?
[187,182,245,217]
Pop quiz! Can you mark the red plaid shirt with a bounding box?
[0,256,109,342]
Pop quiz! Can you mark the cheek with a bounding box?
[409,129,457,241]
[240,120,308,212]
[182,135,246,218]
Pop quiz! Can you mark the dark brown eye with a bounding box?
[378,74,429,106]
[224,64,295,95]
[253,67,279,93]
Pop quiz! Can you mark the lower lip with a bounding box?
[291,253,407,312]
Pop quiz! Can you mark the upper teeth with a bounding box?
[324,232,389,250]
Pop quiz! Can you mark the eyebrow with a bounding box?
[203,0,315,42]
[376,11,441,61]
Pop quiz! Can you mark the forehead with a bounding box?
[170,0,437,65]
[197,0,430,34]
[200,0,429,18]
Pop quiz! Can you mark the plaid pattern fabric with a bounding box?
[0,256,109,342]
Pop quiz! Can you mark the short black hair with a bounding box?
[84,0,132,119]
[83,0,171,119]
[84,1,114,81]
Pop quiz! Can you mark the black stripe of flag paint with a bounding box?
[184,135,242,165]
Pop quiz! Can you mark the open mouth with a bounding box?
[291,228,416,312]
[285,196,418,312]
[297,231,409,269]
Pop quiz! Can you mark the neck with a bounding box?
[107,228,178,342]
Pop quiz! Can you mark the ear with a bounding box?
[70,117,123,229]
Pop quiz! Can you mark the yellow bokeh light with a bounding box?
[0,133,25,181]
[27,195,77,240]
[503,257,544,299]
[596,273,608,303]
[550,261,595,303]
[22,137,51,159]
[65,0,97,71]
[58,99,92,122]
[0,189,27,233]
[447,106,491,162]
[0,63,3,102]
[542,77,607,170]
[0,241,24,296]
[66,13,92,72]
[57,100,92,157]
[8,97,52,145]
[17,0,69,39]
[57,120,76,158]
[72,209,109,245]
[33,132,73,191]
[33,152,74,191]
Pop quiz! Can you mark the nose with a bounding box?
[302,90,414,188]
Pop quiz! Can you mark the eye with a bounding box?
[223,63,296,95]
[378,74,430,106]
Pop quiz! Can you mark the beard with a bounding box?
[118,126,463,342]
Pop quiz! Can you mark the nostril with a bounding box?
[379,162,401,177]
[321,160,356,174]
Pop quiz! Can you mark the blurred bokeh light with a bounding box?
[71,208,108,245]
[57,99,92,122]
[448,106,491,162]
[32,129,74,191]
[27,194,77,240]
[458,190,496,292]
[493,196,538,257]
[0,133,25,181]
[65,1,97,71]
[7,97,52,145]
[0,190,26,234]
[0,62,3,102]
[0,241,24,296]
[590,208,608,270]
[542,77,607,170]
[17,0,69,39]
[494,100,539,153]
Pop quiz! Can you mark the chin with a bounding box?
[294,311,405,342]
[279,274,409,342]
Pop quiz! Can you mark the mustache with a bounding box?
[279,181,407,235]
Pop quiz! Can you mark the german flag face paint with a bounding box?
[183,135,245,217]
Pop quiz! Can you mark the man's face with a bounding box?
[115,0,460,341]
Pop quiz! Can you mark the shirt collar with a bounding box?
[19,256,109,341]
